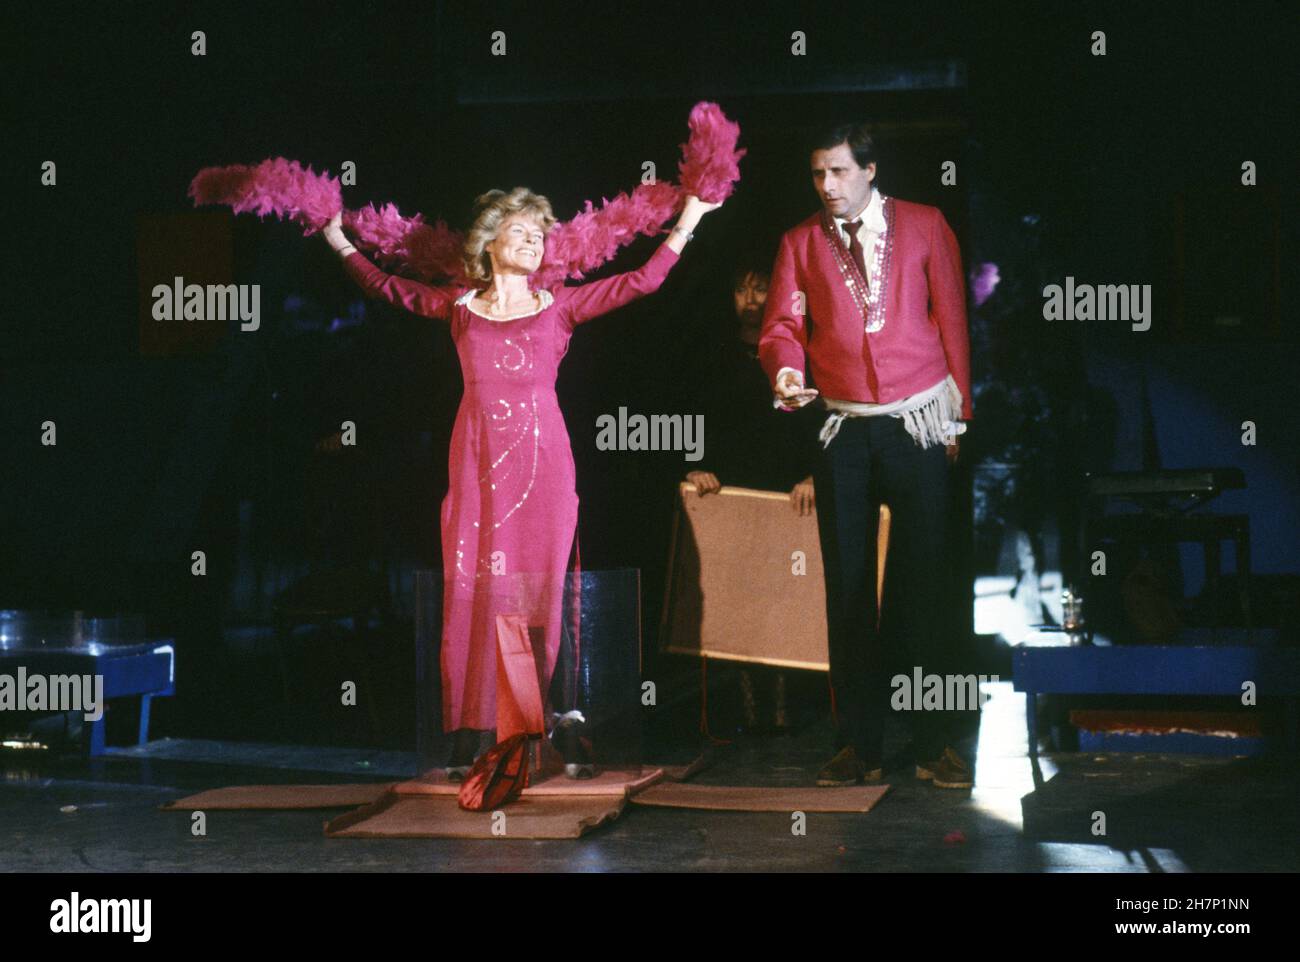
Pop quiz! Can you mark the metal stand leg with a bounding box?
[138,694,153,746]
[1026,692,1038,759]
[1205,538,1221,645]
[1236,524,1253,640]
[1025,691,1048,789]
[88,715,106,757]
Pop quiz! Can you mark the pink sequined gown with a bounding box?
[343,244,680,731]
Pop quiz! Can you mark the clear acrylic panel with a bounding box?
[414,568,642,774]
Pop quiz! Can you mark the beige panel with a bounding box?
[660,483,889,671]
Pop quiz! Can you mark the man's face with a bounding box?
[810,143,876,220]
[733,271,768,345]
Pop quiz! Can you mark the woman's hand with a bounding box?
[667,195,721,254]
[321,211,349,250]
[680,194,723,221]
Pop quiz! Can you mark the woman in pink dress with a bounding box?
[321,189,719,776]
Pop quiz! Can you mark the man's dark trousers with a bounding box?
[813,413,954,765]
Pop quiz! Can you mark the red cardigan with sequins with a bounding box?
[758,198,973,420]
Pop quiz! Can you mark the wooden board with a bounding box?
[660,482,888,671]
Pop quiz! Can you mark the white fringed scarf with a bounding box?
[818,374,966,450]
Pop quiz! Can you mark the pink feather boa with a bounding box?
[188,101,744,288]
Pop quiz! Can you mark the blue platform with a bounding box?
[0,640,175,756]
[1012,643,1300,757]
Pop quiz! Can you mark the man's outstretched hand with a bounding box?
[774,370,819,410]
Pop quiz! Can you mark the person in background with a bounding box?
[685,264,821,732]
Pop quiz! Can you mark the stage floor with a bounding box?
[2,682,1297,872]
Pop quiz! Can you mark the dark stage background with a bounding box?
[4,1,1297,746]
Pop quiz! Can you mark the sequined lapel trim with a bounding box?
[819,196,894,333]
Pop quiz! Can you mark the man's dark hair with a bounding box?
[730,264,771,289]
[810,122,877,170]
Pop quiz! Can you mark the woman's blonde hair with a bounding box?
[462,187,557,284]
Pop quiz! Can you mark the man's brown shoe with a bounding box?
[915,747,973,789]
[816,747,884,786]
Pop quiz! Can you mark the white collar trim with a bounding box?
[458,288,553,320]
[835,187,886,235]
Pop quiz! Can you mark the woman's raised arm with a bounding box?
[322,212,457,320]
[555,194,720,328]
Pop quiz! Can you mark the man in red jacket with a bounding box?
[759,122,974,790]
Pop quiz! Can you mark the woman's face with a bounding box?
[486,213,545,276]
